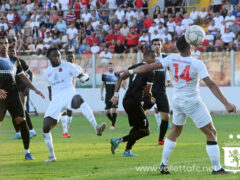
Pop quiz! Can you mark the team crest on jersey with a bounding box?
[59,68,62,72]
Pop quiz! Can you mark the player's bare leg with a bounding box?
[105,109,113,129]
[200,122,231,174]
[160,124,183,174]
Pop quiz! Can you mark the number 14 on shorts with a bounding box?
[173,64,192,83]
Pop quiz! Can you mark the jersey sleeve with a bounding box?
[159,55,171,69]
[16,58,23,75]
[146,71,154,85]
[101,74,105,82]
[68,62,81,78]
[43,69,50,86]
[197,61,209,79]
[19,59,30,72]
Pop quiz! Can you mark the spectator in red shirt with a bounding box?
[87,31,99,46]
[134,0,143,8]
[74,0,81,18]
[143,15,154,29]
[66,9,76,25]
[13,9,21,38]
[105,29,116,46]
[116,31,125,44]
[81,0,89,9]
[130,21,141,34]
[173,12,182,23]
[197,39,210,52]
[237,12,240,26]
[126,28,139,52]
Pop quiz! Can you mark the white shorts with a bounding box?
[172,98,212,128]
[44,89,76,121]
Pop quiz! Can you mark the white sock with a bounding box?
[80,102,97,130]
[154,112,161,126]
[43,133,56,157]
[161,138,176,165]
[206,144,221,171]
[29,129,36,133]
[61,115,68,133]
[67,116,73,129]
[24,149,30,155]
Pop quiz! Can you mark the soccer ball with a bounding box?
[185,25,205,46]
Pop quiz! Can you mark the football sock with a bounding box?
[106,113,112,122]
[19,120,30,149]
[154,112,161,126]
[80,102,97,129]
[25,110,33,130]
[206,141,221,171]
[67,116,73,129]
[24,149,30,155]
[61,115,68,133]
[159,120,168,141]
[112,113,117,126]
[161,138,176,165]
[43,132,56,157]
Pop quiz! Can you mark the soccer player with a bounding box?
[119,35,236,174]
[100,63,119,129]
[0,36,45,160]
[8,45,37,139]
[110,50,155,157]
[142,38,171,145]
[43,48,106,162]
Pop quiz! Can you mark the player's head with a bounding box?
[0,36,9,56]
[151,38,162,54]
[107,62,114,73]
[8,45,16,56]
[66,51,75,63]
[143,50,156,64]
[47,47,61,67]
[176,35,191,55]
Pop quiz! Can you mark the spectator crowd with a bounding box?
[0,0,240,57]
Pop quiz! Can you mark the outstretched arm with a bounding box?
[203,76,236,113]
[110,71,130,105]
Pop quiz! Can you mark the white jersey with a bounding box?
[44,61,81,96]
[160,54,209,100]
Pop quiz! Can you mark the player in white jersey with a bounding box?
[117,36,236,174]
[43,48,106,162]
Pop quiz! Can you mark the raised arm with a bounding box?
[203,76,236,113]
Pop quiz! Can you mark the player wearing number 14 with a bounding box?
[123,35,236,174]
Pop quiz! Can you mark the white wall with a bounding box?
[29,87,240,113]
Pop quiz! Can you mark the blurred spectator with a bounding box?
[237,12,240,25]
[166,17,176,37]
[95,23,106,42]
[59,0,69,13]
[130,21,141,34]
[205,30,215,50]
[197,39,210,52]
[43,31,53,49]
[105,29,116,46]
[66,9,76,25]
[158,22,166,35]
[125,7,135,22]
[148,21,158,37]
[162,38,175,53]
[7,9,15,25]
[225,11,236,27]
[134,0,143,9]
[135,8,144,21]
[87,31,99,46]
[208,20,218,36]
[142,0,148,15]
[181,13,194,29]
[189,7,199,24]
[114,40,125,53]
[198,6,208,25]
[90,41,100,54]
[143,14,153,29]
[230,20,240,34]
[138,30,149,46]
[0,18,8,31]
[214,33,224,51]
[151,29,161,41]
[0,26,7,36]
[153,6,161,19]
[210,0,222,13]
[42,0,51,11]
[77,38,90,54]
[175,21,185,38]
[128,16,136,27]
[51,34,61,48]
[81,0,89,10]
[99,47,112,63]
[82,9,92,23]
[51,0,60,10]
[213,12,224,28]
[221,28,235,49]
[126,28,139,52]
[106,0,117,10]
[115,7,125,22]
[120,23,129,37]
[73,0,81,18]
[221,5,229,18]
[160,29,172,43]
[66,23,78,48]
[173,12,182,23]
[191,46,201,58]
[56,18,67,33]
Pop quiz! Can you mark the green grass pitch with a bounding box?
[0,114,240,180]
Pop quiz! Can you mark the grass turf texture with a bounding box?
[0,115,240,180]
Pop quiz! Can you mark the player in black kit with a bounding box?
[101,63,119,129]
[110,50,155,157]
[142,39,171,145]
[0,36,45,160]
[8,45,37,139]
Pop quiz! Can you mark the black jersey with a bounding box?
[102,72,119,100]
[125,62,154,102]
[152,54,167,93]
[0,56,23,91]
[15,58,31,91]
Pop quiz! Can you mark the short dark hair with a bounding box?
[47,47,59,58]
[176,35,190,53]
[143,49,155,59]
[151,38,161,44]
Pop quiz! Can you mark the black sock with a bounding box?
[106,113,112,122]
[112,113,117,126]
[12,117,19,132]
[122,127,149,150]
[159,120,168,141]
[25,111,33,130]
[19,120,30,149]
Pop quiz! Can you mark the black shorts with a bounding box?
[0,89,25,121]
[123,97,149,128]
[152,91,170,113]
[105,97,118,110]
